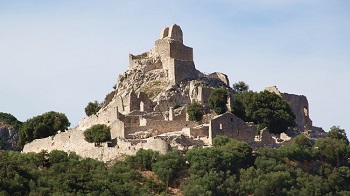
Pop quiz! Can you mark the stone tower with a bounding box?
[128,24,199,84]
[154,24,198,84]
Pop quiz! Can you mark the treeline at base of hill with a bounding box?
[1,127,349,196]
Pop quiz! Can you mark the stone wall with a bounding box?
[160,24,183,43]
[129,53,148,68]
[125,118,196,137]
[190,125,209,138]
[169,42,193,61]
[209,113,257,145]
[110,118,125,139]
[208,72,230,87]
[265,86,313,132]
[282,93,313,131]
[77,98,119,131]
[23,128,169,162]
[170,59,198,84]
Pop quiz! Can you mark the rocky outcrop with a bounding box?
[0,122,20,151]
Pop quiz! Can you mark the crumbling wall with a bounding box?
[124,118,196,137]
[110,118,125,139]
[160,24,183,43]
[23,129,169,162]
[253,128,276,148]
[209,113,257,145]
[169,59,198,84]
[208,72,230,87]
[128,53,163,72]
[78,98,119,131]
[190,125,209,138]
[282,93,313,131]
[265,86,313,132]
[127,90,153,113]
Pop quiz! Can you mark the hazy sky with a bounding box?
[1,1,349,137]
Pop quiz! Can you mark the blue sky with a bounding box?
[1,1,349,137]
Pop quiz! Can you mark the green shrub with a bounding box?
[209,88,229,115]
[187,102,203,122]
[18,111,70,147]
[232,90,295,134]
[83,124,111,145]
[85,101,101,116]
[0,112,22,129]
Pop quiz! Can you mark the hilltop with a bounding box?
[22,24,326,162]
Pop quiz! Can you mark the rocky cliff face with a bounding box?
[0,122,20,151]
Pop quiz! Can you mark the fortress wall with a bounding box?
[154,40,171,60]
[129,54,139,68]
[124,126,148,138]
[208,72,230,86]
[23,129,95,153]
[190,126,209,138]
[282,93,312,131]
[169,42,193,61]
[123,115,140,126]
[23,128,168,162]
[124,119,196,137]
[172,59,198,84]
[173,109,187,121]
[128,53,148,68]
[209,113,257,145]
[128,91,153,113]
[78,98,121,131]
[110,118,125,139]
[137,92,153,112]
[199,86,212,106]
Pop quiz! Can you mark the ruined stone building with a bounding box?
[23,24,325,162]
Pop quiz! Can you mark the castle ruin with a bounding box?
[23,24,325,162]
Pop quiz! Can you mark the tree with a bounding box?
[0,112,22,129]
[327,126,349,145]
[83,124,111,145]
[85,101,101,116]
[209,88,229,115]
[187,102,203,122]
[152,150,185,187]
[18,111,70,147]
[232,90,295,134]
[233,81,249,94]
[212,135,231,147]
[126,149,159,171]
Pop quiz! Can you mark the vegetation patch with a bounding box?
[84,124,111,145]
[18,111,70,148]
[85,101,101,116]
[187,102,203,122]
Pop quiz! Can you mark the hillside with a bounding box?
[20,24,328,162]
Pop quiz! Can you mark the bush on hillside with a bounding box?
[209,88,229,115]
[85,101,101,116]
[18,111,70,147]
[83,124,111,145]
[187,102,203,122]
